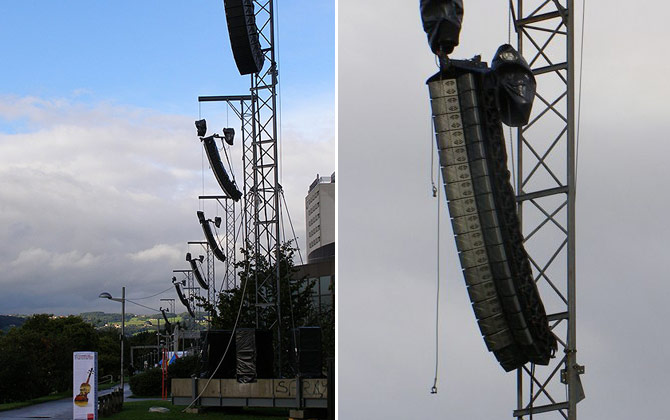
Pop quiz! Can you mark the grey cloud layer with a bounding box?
[0,96,333,315]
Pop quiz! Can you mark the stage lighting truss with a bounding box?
[197,210,227,262]
[186,252,209,290]
[428,63,557,371]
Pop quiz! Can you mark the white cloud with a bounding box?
[128,243,182,262]
[0,95,332,315]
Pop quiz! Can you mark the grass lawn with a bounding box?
[108,400,289,420]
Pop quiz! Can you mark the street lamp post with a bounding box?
[99,287,125,401]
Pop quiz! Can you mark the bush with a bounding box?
[168,355,200,379]
[128,368,162,397]
[128,356,201,397]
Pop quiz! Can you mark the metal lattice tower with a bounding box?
[196,95,252,290]
[199,0,282,370]
[510,1,584,418]
[223,198,237,290]
[249,0,281,341]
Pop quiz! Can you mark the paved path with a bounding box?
[0,384,161,420]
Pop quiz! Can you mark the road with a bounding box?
[0,384,159,420]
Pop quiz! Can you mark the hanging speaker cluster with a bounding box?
[427,55,557,371]
[224,0,265,75]
[174,281,195,318]
[161,308,172,332]
[197,211,227,262]
[186,252,209,290]
[200,132,243,201]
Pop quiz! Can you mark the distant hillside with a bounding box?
[0,315,26,332]
[79,311,135,327]
[79,311,202,335]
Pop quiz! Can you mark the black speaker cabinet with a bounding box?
[224,0,265,75]
[290,326,323,378]
[202,330,236,379]
[235,328,274,382]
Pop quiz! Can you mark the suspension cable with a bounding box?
[125,299,161,313]
[128,286,174,300]
[182,249,252,412]
[575,0,586,194]
[431,178,441,395]
[280,190,304,265]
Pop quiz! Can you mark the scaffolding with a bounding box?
[510,1,585,418]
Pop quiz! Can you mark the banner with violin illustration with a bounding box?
[73,351,98,420]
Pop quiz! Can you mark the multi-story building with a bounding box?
[296,172,335,315]
[305,172,335,262]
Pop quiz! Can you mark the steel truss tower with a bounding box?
[510,1,584,418]
[197,195,239,292]
[199,0,282,368]
[197,94,255,249]
[249,0,282,358]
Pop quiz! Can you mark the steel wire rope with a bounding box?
[575,0,586,195]
[182,249,253,412]
[431,173,441,395]
[220,139,237,184]
[200,103,205,208]
[429,59,443,395]
[223,102,236,180]
[125,299,161,313]
[275,0,283,184]
[278,190,298,363]
[430,113,438,198]
[508,4,517,192]
[280,190,304,265]
[128,286,174,300]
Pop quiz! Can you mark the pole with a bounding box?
[121,286,125,400]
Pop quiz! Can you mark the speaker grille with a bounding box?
[197,211,227,262]
[428,68,557,371]
[224,0,265,75]
[201,135,242,201]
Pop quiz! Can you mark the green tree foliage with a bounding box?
[129,355,200,396]
[0,315,99,403]
[128,367,163,397]
[199,242,333,376]
[97,327,121,380]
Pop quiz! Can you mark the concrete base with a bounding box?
[289,408,327,419]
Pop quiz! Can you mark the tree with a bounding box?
[0,315,99,403]
[199,242,318,376]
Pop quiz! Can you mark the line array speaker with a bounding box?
[428,60,557,371]
[223,0,265,75]
[197,211,227,262]
[186,254,209,290]
[174,283,195,318]
[201,135,242,201]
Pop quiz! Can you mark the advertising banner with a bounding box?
[73,351,98,420]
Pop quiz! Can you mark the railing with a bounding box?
[98,389,123,417]
[98,374,114,385]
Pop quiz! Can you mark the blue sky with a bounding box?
[0,1,334,315]
[0,1,333,117]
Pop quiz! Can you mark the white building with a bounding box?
[305,172,335,261]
